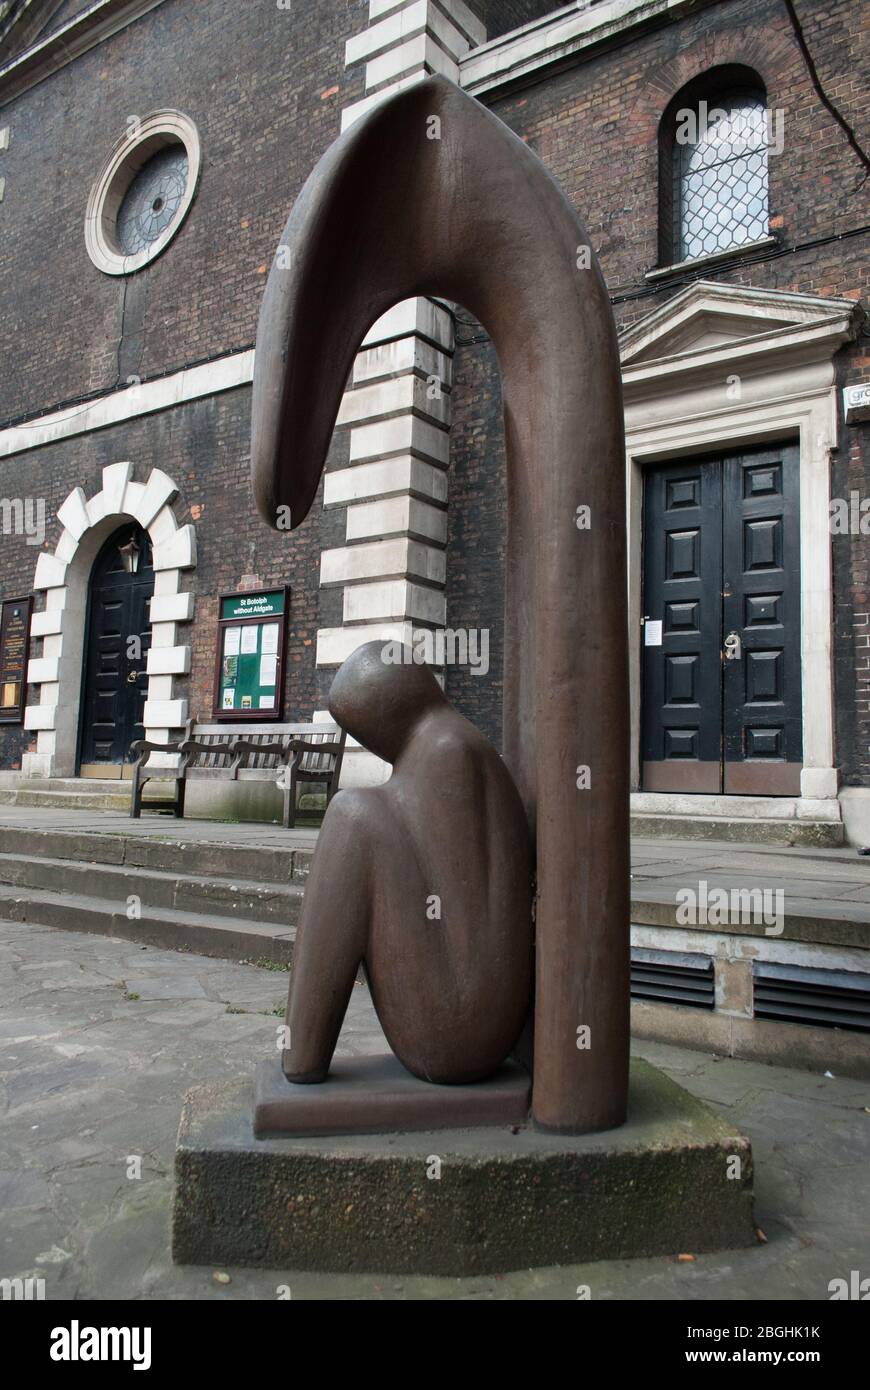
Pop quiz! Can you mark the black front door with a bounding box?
[79,525,153,772]
[641,443,801,795]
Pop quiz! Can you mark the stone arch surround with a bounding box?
[23,462,196,778]
[623,20,804,149]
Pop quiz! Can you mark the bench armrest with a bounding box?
[289,738,344,756]
[127,739,183,761]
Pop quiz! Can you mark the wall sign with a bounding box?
[213,587,288,721]
[0,595,33,724]
[843,382,870,425]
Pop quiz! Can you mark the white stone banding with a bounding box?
[23,464,195,778]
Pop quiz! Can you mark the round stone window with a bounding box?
[85,111,201,275]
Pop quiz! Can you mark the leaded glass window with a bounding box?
[673,89,769,262]
[116,144,190,257]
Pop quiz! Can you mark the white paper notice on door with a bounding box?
[222,688,235,709]
[259,654,277,688]
[240,626,258,655]
[260,622,279,655]
[224,626,241,656]
[644,620,663,647]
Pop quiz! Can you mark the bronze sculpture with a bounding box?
[252,75,629,1135]
[282,642,532,1086]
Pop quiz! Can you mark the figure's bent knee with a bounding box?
[319,787,381,857]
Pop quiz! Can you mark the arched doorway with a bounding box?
[78,522,154,776]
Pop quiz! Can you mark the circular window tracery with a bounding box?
[116,144,190,256]
[85,112,201,275]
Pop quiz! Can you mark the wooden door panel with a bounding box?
[641,460,722,793]
[641,443,802,797]
[722,445,801,795]
[79,526,154,769]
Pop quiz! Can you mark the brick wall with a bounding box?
[0,384,348,768]
[447,0,870,781]
[444,314,505,748]
[1,0,868,785]
[0,0,367,424]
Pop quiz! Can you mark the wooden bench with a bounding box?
[129,720,346,828]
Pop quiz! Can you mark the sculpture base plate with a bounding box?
[254,1054,531,1137]
[172,1058,756,1275]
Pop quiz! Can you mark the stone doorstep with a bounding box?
[171,1058,756,1276]
[630,813,844,848]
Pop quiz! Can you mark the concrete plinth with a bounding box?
[172,1058,756,1275]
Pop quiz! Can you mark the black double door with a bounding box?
[641,443,801,796]
[79,525,154,772]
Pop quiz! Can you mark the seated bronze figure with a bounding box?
[282,641,533,1087]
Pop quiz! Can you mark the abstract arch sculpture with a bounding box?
[251,76,629,1135]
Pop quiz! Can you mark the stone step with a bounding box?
[630,813,844,848]
[0,851,305,927]
[0,787,136,810]
[0,883,296,966]
[0,777,136,791]
[0,824,312,886]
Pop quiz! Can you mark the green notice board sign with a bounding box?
[213,588,289,721]
[221,591,285,622]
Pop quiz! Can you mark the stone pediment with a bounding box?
[0,0,69,65]
[619,280,860,372]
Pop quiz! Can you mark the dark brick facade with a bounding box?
[0,0,366,425]
[0,0,367,769]
[0,386,349,768]
[0,0,867,794]
[444,312,506,748]
[448,0,870,783]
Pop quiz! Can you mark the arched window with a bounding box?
[661,72,770,265]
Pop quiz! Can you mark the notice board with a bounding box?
[213,588,288,721]
[0,595,32,725]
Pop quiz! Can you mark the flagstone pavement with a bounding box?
[1,916,868,1301]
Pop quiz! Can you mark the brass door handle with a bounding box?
[724,632,742,661]
[127,669,140,684]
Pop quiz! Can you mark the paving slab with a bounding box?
[0,920,868,1298]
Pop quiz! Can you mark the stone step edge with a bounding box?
[0,790,133,807]
[0,884,296,967]
[629,899,867,948]
[0,850,306,904]
[0,826,314,885]
[630,813,844,846]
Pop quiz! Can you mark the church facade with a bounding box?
[0,0,867,848]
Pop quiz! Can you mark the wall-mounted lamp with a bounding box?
[118,536,141,574]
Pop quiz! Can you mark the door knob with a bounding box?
[724,632,742,661]
[127,669,140,684]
